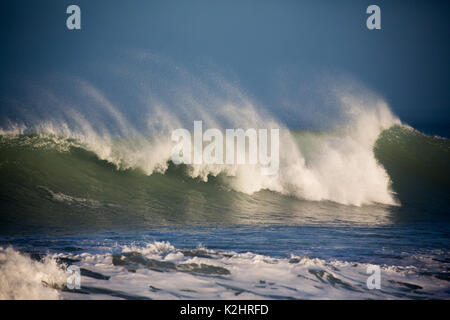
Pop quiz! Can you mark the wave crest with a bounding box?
[0,97,400,206]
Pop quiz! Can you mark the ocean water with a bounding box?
[0,112,449,299]
[1,0,450,301]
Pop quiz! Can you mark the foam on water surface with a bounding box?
[1,241,448,300]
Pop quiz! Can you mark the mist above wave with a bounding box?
[0,54,401,206]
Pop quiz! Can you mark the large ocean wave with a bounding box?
[0,57,448,231]
[0,117,448,232]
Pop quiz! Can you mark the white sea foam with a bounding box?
[39,186,102,208]
[1,242,447,300]
[0,247,66,300]
[53,241,448,300]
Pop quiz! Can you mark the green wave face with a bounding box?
[374,125,450,217]
[0,126,448,234]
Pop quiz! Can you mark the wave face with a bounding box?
[0,90,401,204]
[0,120,448,233]
[374,125,450,207]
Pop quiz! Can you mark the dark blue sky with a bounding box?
[1,0,449,136]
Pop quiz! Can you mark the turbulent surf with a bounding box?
[0,65,449,300]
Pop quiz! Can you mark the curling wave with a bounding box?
[0,112,448,232]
